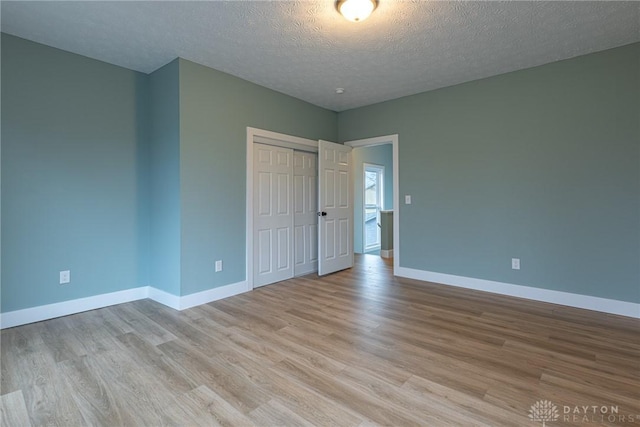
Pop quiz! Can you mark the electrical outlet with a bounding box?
[405,195,412,205]
[511,258,520,270]
[59,270,71,284]
[215,260,223,272]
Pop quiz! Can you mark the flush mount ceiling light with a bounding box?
[336,0,378,22]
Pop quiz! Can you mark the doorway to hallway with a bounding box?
[346,135,398,271]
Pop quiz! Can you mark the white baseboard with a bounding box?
[178,280,247,310]
[147,287,181,310]
[5,269,636,328]
[395,267,640,319]
[0,281,249,329]
[381,249,394,259]
[0,287,149,329]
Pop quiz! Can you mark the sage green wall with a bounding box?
[4,33,636,313]
[353,144,394,253]
[1,34,150,312]
[178,59,337,296]
[149,59,181,295]
[0,36,337,309]
[339,43,640,303]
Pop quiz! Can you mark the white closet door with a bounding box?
[318,140,353,275]
[253,143,294,287]
[293,151,318,276]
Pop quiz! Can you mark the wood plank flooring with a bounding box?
[2,255,639,426]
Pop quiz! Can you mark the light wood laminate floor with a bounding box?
[2,255,639,426]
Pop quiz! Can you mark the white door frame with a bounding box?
[246,127,318,290]
[345,135,400,273]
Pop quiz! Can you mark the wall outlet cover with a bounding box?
[59,270,71,284]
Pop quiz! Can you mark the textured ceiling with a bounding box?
[2,1,639,112]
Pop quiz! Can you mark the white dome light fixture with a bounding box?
[336,0,378,22]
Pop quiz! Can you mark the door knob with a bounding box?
[317,211,327,217]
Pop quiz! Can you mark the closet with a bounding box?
[253,143,318,287]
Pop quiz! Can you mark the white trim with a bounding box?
[345,135,396,148]
[344,134,399,274]
[0,286,149,329]
[396,267,640,319]
[147,286,181,310]
[248,127,317,149]
[0,281,250,329]
[179,280,247,310]
[380,249,394,259]
[247,127,319,291]
[253,135,318,153]
[5,269,635,329]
